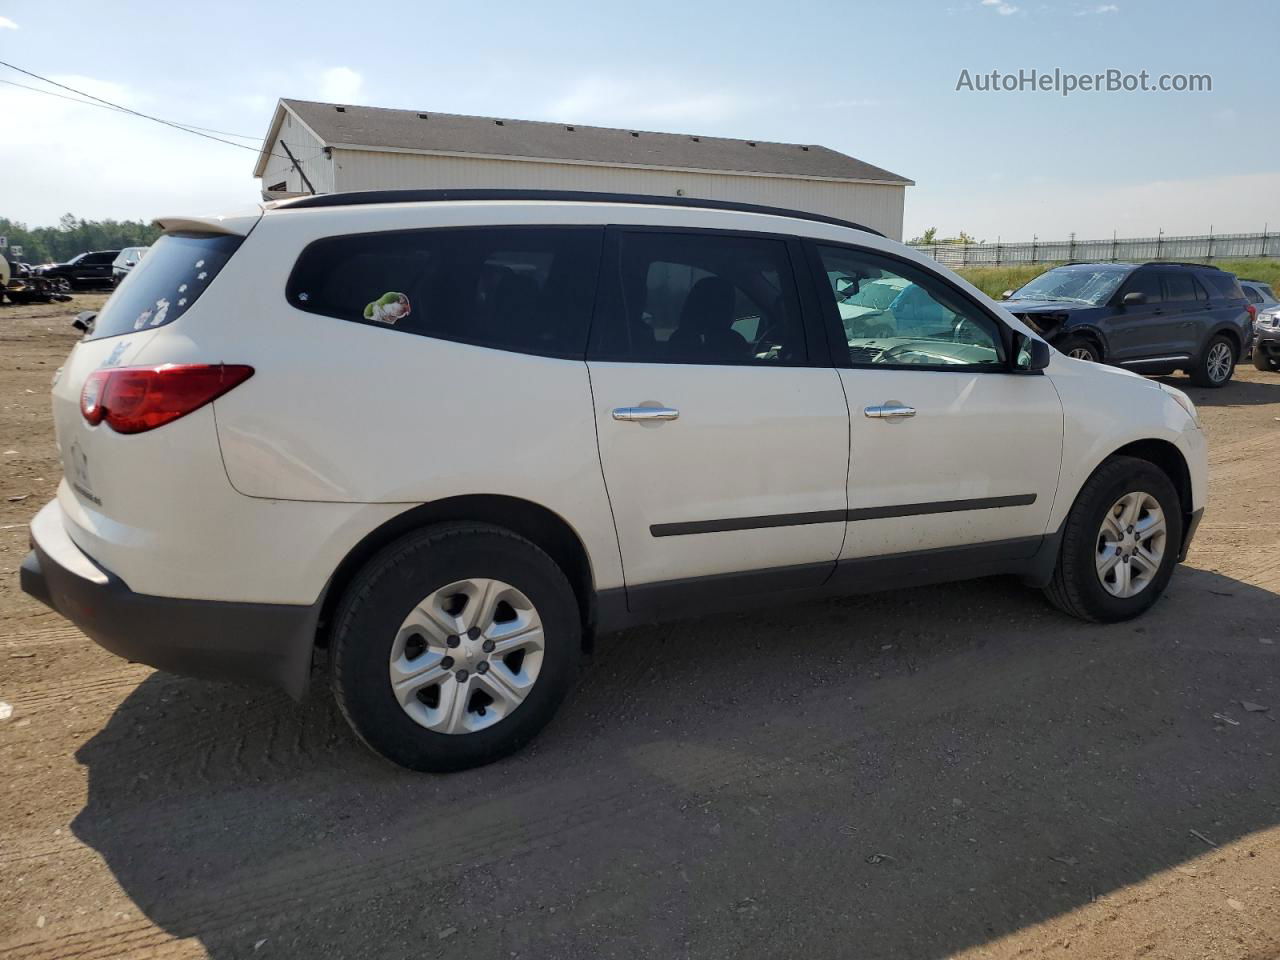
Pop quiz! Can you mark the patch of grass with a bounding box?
[957,259,1280,301]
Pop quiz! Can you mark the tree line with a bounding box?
[0,214,163,266]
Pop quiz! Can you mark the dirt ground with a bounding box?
[2,295,1279,960]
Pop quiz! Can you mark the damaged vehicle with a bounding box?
[1002,261,1251,387]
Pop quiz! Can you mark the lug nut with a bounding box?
[456,668,469,682]
[441,656,454,670]
[1127,525,1134,534]
[446,635,460,648]
[477,661,489,674]
[1115,546,1123,556]
[482,639,495,653]
[467,627,481,640]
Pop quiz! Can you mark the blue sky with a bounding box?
[1,0,1276,241]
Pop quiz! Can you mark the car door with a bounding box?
[806,242,1062,566]
[1107,266,1168,360]
[587,227,849,604]
[1158,268,1207,358]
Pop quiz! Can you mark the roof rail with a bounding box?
[1152,261,1224,270]
[273,189,885,237]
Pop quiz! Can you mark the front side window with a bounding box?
[287,226,604,359]
[1121,269,1163,304]
[589,231,807,364]
[814,245,1004,369]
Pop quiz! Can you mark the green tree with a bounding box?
[0,215,162,265]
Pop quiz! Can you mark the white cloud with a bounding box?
[0,15,18,29]
[980,0,1019,14]
[1076,3,1119,13]
[0,74,259,225]
[541,76,754,131]
[317,66,363,103]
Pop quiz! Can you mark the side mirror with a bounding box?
[1013,332,1051,373]
[1121,291,1146,306]
[1001,289,1015,300]
[834,276,861,299]
[72,311,97,334]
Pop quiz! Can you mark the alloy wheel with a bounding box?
[1095,491,1167,599]
[389,578,545,734]
[1206,341,1233,383]
[1067,346,1096,361]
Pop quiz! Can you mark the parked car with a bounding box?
[20,190,1207,772]
[1253,303,1280,371]
[38,250,121,289]
[111,246,149,286]
[1001,262,1251,387]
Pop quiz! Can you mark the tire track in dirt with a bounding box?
[0,631,1200,960]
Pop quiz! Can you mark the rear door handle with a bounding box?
[864,402,916,419]
[612,406,680,422]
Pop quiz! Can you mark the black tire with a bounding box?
[1189,334,1236,387]
[1254,349,1278,372]
[1043,455,1183,623]
[331,523,581,772]
[1056,335,1101,363]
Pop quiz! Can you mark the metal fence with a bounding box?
[909,231,1280,268]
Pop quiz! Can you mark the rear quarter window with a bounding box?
[285,226,603,359]
[1200,272,1244,299]
[87,233,242,341]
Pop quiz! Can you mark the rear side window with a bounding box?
[1200,272,1244,299]
[88,233,242,341]
[589,230,807,365]
[1244,285,1264,304]
[287,227,603,359]
[1161,271,1199,302]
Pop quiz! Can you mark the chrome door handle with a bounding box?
[864,402,916,419]
[612,406,680,422]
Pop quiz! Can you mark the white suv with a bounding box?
[20,191,1208,772]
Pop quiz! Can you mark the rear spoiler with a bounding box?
[152,210,263,237]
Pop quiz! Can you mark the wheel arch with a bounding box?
[1208,325,1243,357]
[315,495,598,652]
[1107,438,1194,520]
[1060,324,1109,359]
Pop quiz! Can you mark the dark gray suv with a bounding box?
[1002,262,1251,387]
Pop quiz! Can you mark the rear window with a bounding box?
[286,226,603,359]
[87,233,242,341]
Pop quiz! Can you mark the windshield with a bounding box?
[1010,265,1128,305]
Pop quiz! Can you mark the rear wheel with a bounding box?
[1189,335,1236,387]
[331,523,581,772]
[1044,456,1182,623]
[1057,335,1101,363]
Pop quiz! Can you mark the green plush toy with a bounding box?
[363,291,411,325]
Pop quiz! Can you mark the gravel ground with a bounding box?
[2,295,1279,960]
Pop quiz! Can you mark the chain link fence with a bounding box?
[910,231,1280,267]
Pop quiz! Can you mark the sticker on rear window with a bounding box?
[364,292,411,325]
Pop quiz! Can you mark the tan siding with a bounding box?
[330,149,906,239]
[260,122,335,195]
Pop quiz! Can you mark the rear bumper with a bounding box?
[19,500,318,699]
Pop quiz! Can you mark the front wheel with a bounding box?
[1254,349,1278,372]
[1057,335,1101,363]
[1189,335,1236,387]
[331,523,581,772]
[1043,456,1183,623]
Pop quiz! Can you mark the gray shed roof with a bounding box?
[266,99,912,185]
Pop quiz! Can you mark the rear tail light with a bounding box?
[1245,304,1257,325]
[80,364,254,434]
